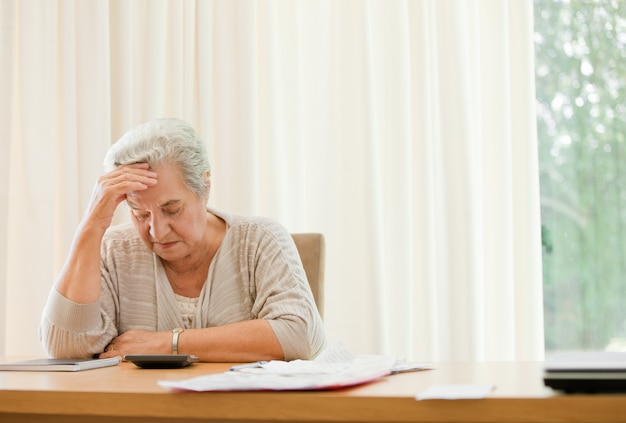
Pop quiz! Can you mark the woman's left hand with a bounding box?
[99,329,170,360]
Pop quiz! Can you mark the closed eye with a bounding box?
[163,208,181,216]
[133,212,150,221]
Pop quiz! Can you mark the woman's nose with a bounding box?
[149,216,169,240]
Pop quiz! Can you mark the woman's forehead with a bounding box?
[126,164,191,208]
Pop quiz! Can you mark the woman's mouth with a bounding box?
[154,241,178,249]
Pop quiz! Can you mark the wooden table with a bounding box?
[0,359,624,423]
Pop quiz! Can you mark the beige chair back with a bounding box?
[291,233,325,318]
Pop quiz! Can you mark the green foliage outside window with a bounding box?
[535,0,626,352]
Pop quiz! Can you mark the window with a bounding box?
[535,0,626,354]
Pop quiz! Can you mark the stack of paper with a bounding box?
[158,342,430,392]
[159,355,394,391]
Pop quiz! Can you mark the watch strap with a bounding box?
[171,328,184,355]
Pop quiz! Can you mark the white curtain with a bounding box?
[0,0,544,361]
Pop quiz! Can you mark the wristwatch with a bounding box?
[171,328,184,355]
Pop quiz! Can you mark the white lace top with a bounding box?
[175,294,199,329]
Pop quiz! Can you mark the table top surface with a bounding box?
[0,358,553,397]
[0,358,624,423]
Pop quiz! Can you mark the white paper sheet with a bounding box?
[158,341,433,392]
[158,354,395,391]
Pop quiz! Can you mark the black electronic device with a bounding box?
[124,354,200,369]
[543,351,626,393]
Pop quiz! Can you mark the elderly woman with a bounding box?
[40,118,326,362]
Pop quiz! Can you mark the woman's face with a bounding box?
[125,162,209,263]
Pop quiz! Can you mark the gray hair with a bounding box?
[103,118,211,197]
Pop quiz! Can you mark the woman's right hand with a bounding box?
[83,163,157,231]
[53,163,158,304]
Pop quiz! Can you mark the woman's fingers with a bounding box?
[84,164,158,229]
[103,163,158,192]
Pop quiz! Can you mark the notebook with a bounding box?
[0,356,121,372]
[543,351,626,393]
